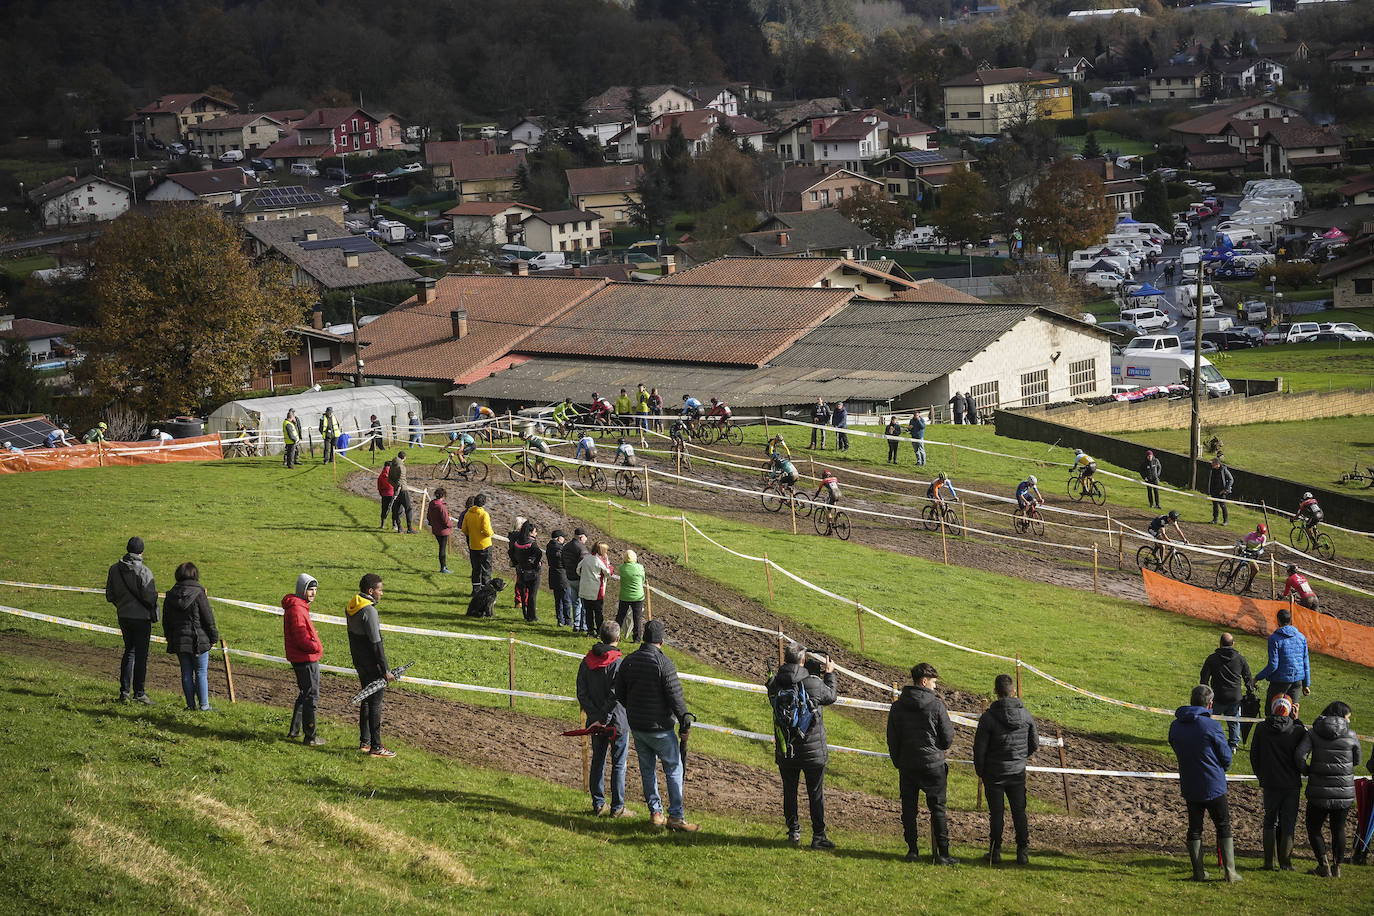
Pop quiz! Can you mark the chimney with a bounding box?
[344,251,359,269]
[510,259,529,276]
[571,264,581,276]
[414,276,437,304]
[1282,115,1289,124]
[303,227,318,241]
[451,309,468,339]
[659,255,676,275]
[0,314,14,332]
[776,231,789,247]
[311,307,323,330]
[233,190,242,207]
[841,248,854,260]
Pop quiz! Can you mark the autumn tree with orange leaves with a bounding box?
[1023,158,1116,268]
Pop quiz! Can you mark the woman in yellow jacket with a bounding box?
[461,493,494,587]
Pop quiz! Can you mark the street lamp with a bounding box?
[1275,291,1283,322]
[1269,275,1278,324]
[964,242,973,278]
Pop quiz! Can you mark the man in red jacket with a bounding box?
[283,573,326,746]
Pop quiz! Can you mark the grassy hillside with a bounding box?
[1211,342,1374,393]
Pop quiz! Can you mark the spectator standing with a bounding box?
[966,395,980,426]
[1168,684,1240,882]
[506,515,527,605]
[346,573,396,758]
[161,561,219,712]
[1199,633,1255,750]
[972,674,1038,866]
[577,621,634,818]
[460,493,494,587]
[832,401,848,451]
[1249,694,1305,871]
[377,461,396,530]
[389,452,414,533]
[511,520,543,623]
[546,529,571,627]
[884,417,901,464]
[1256,607,1311,707]
[950,391,967,425]
[619,620,698,831]
[909,412,927,466]
[766,643,838,849]
[282,573,327,746]
[614,388,633,425]
[407,410,422,446]
[427,487,453,574]
[635,383,651,438]
[1208,456,1234,525]
[1141,449,1163,509]
[282,409,301,468]
[1297,701,1362,878]
[887,662,957,864]
[563,529,590,633]
[578,542,613,637]
[648,387,663,431]
[368,414,383,453]
[809,398,829,449]
[616,549,646,642]
[319,407,341,464]
[105,536,158,705]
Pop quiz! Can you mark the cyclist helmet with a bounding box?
[1168,510,1180,520]
[519,429,531,440]
[710,397,718,404]
[98,421,107,430]
[448,431,458,441]
[682,394,690,401]
[618,437,626,445]
[1027,475,1037,485]
[1257,523,1268,536]
[1286,564,1297,576]
[1074,448,1083,457]
[564,397,572,404]
[1302,491,1313,500]
[592,392,599,398]
[151,428,159,437]
[937,472,947,481]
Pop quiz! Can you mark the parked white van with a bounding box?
[1111,351,1232,396]
[1119,306,1170,331]
[290,162,319,177]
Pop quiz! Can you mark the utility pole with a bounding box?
[351,292,364,388]
[1188,256,1205,489]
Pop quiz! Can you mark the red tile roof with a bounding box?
[567,164,641,197]
[424,140,496,165]
[297,108,377,130]
[162,167,260,196]
[261,133,334,159]
[443,201,538,217]
[134,93,236,115]
[449,153,526,182]
[0,317,78,340]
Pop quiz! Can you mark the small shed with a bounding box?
[207,385,421,454]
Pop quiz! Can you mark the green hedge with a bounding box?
[1056,117,1089,137]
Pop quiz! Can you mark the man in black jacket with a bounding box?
[887,661,958,864]
[576,622,634,818]
[766,643,838,849]
[1141,449,1163,509]
[809,398,829,448]
[1208,456,1234,524]
[562,529,589,634]
[346,574,396,758]
[105,536,159,704]
[973,674,1039,866]
[1249,694,1306,871]
[546,530,570,627]
[1199,633,1255,750]
[617,620,697,832]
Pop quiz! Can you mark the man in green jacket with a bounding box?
[319,407,341,464]
[616,549,646,642]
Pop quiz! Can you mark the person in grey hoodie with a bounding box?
[887,661,957,865]
[105,536,158,704]
[973,674,1039,866]
[1296,700,1362,877]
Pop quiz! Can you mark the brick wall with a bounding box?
[1013,386,1374,435]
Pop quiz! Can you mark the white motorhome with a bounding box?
[1111,351,1232,396]
[1177,283,1222,317]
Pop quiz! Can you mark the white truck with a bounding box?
[372,220,409,244]
[1111,351,1232,396]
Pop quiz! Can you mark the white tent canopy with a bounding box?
[207,385,421,455]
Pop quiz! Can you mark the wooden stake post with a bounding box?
[1117,523,1124,570]
[219,639,236,703]
[607,500,613,536]
[960,500,967,538]
[1270,556,1277,599]
[1015,656,1021,698]
[681,515,689,566]
[644,465,651,506]
[790,496,797,535]
[856,601,866,653]
[1056,729,1076,815]
[777,632,785,665]
[764,553,774,602]
[1093,545,1100,592]
[1105,508,1113,550]
[561,479,567,514]
[939,511,949,565]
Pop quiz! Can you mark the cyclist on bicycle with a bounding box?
[1015,474,1043,519]
[552,397,579,432]
[1236,523,1268,559]
[927,472,957,509]
[764,434,790,460]
[815,469,841,506]
[589,393,613,424]
[1294,492,1324,534]
[1282,565,1319,612]
[470,402,495,423]
[669,419,688,446]
[521,428,551,456]
[767,453,799,487]
[681,394,702,420]
[1071,449,1097,486]
[1148,509,1187,563]
[707,397,731,430]
[615,438,637,467]
[574,434,597,463]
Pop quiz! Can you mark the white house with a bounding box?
[0,315,78,363]
[444,200,541,246]
[521,209,602,253]
[689,85,741,116]
[27,175,131,229]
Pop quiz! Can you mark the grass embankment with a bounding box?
[1211,342,1374,393]
[1059,131,1155,157]
[7,654,1370,915]
[0,253,56,277]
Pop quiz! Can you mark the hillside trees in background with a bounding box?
[1024,158,1115,267]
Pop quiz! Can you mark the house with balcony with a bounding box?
[1328,45,1374,80]
[874,149,975,202]
[520,209,602,253]
[293,108,382,157]
[777,166,885,212]
[435,152,526,201]
[566,165,642,227]
[444,200,540,246]
[1259,123,1346,175]
[640,109,769,160]
[941,68,1072,135]
[187,114,286,158]
[127,92,237,144]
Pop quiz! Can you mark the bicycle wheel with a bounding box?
[832,510,851,540]
[616,470,632,496]
[1029,511,1045,538]
[1234,564,1256,596]
[725,424,743,446]
[1314,533,1335,561]
[944,507,960,531]
[1168,551,1193,582]
[539,464,564,485]
[921,505,940,531]
[761,484,783,512]
[467,460,489,482]
[792,492,815,519]
[1214,560,1237,592]
[627,472,643,500]
[1087,481,1106,506]
[1013,513,1027,535]
[578,465,597,489]
[1067,476,1084,501]
[507,458,526,482]
[1288,524,1305,550]
[1136,545,1158,571]
[813,510,830,536]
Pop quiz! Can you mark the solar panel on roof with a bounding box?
[253,185,323,208]
[896,150,948,165]
[0,416,61,450]
[298,236,381,253]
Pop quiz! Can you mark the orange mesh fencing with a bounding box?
[0,435,224,474]
[1142,568,1374,669]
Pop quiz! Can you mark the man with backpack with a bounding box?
[887,661,957,865]
[576,621,634,818]
[766,643,838,849]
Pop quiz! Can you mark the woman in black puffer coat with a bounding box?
[1295,701,1362,877]
[162,561,219,712]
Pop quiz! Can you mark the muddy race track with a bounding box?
[321,442,1371,857]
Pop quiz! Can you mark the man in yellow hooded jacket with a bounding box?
[346,573,395,757]
[461,492,494,587]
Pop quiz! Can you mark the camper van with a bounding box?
[1111,351,1232,397]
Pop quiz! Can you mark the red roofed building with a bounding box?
[435,152,526,200]
[293,108,382,156]
[808,109,936,171]
[443,200,540,245]
[127,92,237,145]
[638,110,770,161]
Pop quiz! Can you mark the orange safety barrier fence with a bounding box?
[1142,568,1374,670]
[0,435,224,474]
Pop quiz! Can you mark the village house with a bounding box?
[521,209,602,253]
[1169,97,1306,144]
[144,167,261,206]
[775,166,885,212]
[293,108,382,156]
[186,113,286,158]
[1259,122,1345,175]
[223,185,345,225]
[941,68,1073,135]
[434,152,525,200]
[444,200,540,246]
[873,149,975,203]
[27,175,131,229]
[566,165,642,227]
[241,215,419,293]
[128,92,237,144]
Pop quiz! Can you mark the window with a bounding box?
[834,188,843,200]
[1068,358,1097,397]
[353,136,359,150]
[968,111,980,119]
[950,112,959,119]
[614,210,624,221]
[969,381,999,414]
[250,126,257,135]
[1020,369,1049,407]
[1316,147,1325,154]
[88,197,96,205]
[888,183,900,194]
[311,346,333,369]
[1355,278,1373,295]
[271,353,291,375]
[351,118,358,131]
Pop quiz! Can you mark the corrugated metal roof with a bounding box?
[515,283,853,367]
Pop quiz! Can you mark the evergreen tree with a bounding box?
[1133,174,1174,231]
[1082,132,1103,160]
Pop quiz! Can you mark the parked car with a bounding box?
[1263,321,1322,345]
[1097,320,1143,342]
[398,162,424,173]
[427,233,453,252]
[249,157,273,172]
[1318,322,1374,342]
[290,162,319,177]
[218,149,244,163]
[324,185,345,196]
[1120,306,1170,332]
[169,142,187,155]
[1242,300,1270,324]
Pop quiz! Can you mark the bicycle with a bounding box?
[1288,518,1335,560]
[615,466,643,499]
[1215,556,1259,595]
[577,464,607,491]
[707,418,743,446]
[225,438,257,458]
[668,440,691,471]
[761,482,813,517]
[1135,542,1193,582]
[921,500,959,532]
[438,453,488,482]
[1067,472,1106,505]
[1013,504,1046,537]
[813,505,851,540]
[1339,458,1374,488]
[507,453,564,485]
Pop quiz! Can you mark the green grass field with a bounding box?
[7,654,1369,915]
[1210,342,1374,393]
[0,252,56,277]
[1059,131,1155,157]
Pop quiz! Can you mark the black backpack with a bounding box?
[770,677,814,759]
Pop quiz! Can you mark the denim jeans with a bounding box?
[568,584,585,631]
[912,439,925,465]
[1216,702,1241,747]
[589,728,629,812]
[118,617,152,697]
[633,729,684,819]
[551,580,570,626]
[176,651,210,709]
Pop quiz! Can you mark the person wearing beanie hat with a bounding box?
[618,619,698,832]
[1140,449,1162,509]
[105,537,158,704]
[282,573,326,746]
[546,529,571,627]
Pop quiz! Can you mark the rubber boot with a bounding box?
[1015,844,1030,866]
[1221,837,1242,883]
[1308,856,1329,878]
[1188,838,1208,881]
[287,708,303,739]
[1261,830,1276,871]
[1278,834,1295,871]
[984,843,1002,866]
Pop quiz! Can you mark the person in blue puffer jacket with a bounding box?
[1255,607,1311,707]
[1168,684,1241,883]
